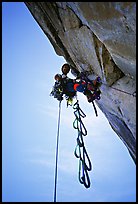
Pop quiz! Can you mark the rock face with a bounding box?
[25,2,136,163]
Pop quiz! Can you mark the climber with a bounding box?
[60,64,77,98]
[50,64,77,104]
[61,63,71,78]
[61,63,101,101]
[50,63,102,103]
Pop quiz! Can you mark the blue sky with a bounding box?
[2,2,136,202]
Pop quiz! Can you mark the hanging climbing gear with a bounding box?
[50,77,77,106]
[76,72,102,116]
[51,70,101,192]
[50,80,64,101]
[73,100,92,188]
[54,100,62,202]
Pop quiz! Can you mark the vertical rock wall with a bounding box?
[24,2,136,163]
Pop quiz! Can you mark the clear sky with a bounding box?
[2,2,136,202]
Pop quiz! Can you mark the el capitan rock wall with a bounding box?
[24,2,136,163]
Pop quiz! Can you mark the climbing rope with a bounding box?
[73,100,92,188]
[92,101,98,117]
[54,100,62,202]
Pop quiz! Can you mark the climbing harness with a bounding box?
[54,100,62,202]
[73,100,92,188]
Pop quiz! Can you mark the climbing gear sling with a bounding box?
[73,100,92,188]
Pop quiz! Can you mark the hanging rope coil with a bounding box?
[73,100,92,188]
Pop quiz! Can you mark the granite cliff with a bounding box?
[25,2,136,163]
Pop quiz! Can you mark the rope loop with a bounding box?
[73,101,87,136]
[73,100,92,188]
[78,157,91,188]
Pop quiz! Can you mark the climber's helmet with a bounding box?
[54,74,62,81]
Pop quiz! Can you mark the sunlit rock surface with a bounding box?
[25,2,136,163]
